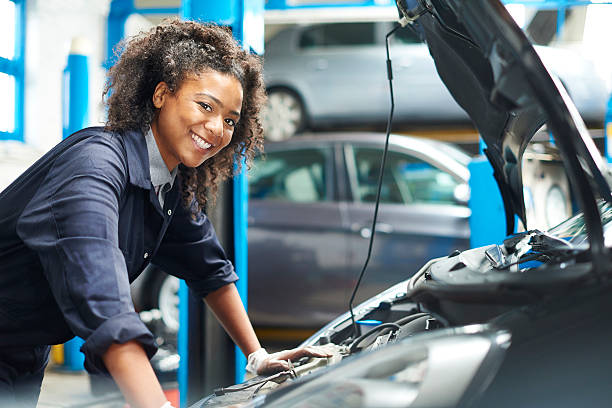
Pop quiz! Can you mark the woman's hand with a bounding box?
[205,284,332,376]
[247,346,333,375]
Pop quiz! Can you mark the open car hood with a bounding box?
[397,0,612,238]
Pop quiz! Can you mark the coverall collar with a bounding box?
[122,128,153,190]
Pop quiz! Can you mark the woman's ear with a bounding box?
[152,82,170,109]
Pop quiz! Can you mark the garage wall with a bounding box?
[24,0,110,150]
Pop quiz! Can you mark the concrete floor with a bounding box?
[36,341,284,407]
[38,364,127,408]
[38,361,181,408]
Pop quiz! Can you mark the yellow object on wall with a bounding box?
[51,344,64,365]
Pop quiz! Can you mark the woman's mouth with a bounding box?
[191,132,213,150]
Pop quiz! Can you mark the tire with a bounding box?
[147,271,180,334]
[263,88,306,141]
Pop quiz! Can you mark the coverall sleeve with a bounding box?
[15,135,156,375]
[153,201,238,298]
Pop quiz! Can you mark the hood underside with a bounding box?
[397,0,612,237]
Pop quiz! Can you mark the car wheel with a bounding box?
[149,272,180,333]
[263,88,306,141]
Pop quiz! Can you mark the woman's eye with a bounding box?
[198,102,212,112]
[225,118,236,127]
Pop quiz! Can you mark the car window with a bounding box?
[249,148,329,203]
[299,22,376,49]
[351,147,460,205]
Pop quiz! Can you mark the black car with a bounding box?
[195,0,612,406]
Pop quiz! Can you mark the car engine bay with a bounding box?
[194,225,592,408]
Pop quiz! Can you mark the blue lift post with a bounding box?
[605,93,612,163]
[62,38,89,140]
[468,142,507,248]
[179,2,264,406]
[14,0,25,142]
[61,37,90,370]
[1,0,26,141]
[105,0,181,69]
[105,0,131,69]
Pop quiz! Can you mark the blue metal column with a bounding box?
[232,157,249,384]
[105,0,133,69]
[177,276,189,407]
[605,92,612,163]
[62,39,90,139]
[468,141,507,248]
[1,0,26,141]
[14,0,25,142]
[105,0,181,69]
[178,1,264,406]
[60,38,90,370]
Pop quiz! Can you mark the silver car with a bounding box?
[263,21,608,141]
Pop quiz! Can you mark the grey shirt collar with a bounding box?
[145,127,177,190]
[145,128,177,209]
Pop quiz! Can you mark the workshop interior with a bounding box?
[3,0,612,407]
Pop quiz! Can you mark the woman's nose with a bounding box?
[204,115,223,144]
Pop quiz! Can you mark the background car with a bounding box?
[262,21,609,141]
[133,132,472,336]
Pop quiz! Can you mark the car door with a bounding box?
[344,142,470,304]
[292,22,389,122]
[247,142,351,328]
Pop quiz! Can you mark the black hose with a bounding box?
[394,312,429,326]
[349,314,432,353]
[349,322,401,353]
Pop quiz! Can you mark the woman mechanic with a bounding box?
[0,19,328,408]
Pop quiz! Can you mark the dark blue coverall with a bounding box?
[0,127,238,405]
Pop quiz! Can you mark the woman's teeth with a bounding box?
[191,133,212,150]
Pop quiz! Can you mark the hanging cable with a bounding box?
[349,23,403,338]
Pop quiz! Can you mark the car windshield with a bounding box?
[547,200,612,247]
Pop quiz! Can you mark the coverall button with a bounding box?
[167,209,172,216]
[143,252,149,259]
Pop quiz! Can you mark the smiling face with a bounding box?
[150,71,244,170]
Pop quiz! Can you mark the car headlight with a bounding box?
[251,326,510,408]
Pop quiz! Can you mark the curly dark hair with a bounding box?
[104,18,266,213]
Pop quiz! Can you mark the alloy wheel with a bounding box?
[263,89,305,141]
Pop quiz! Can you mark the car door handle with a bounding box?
[353,223,394,239]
